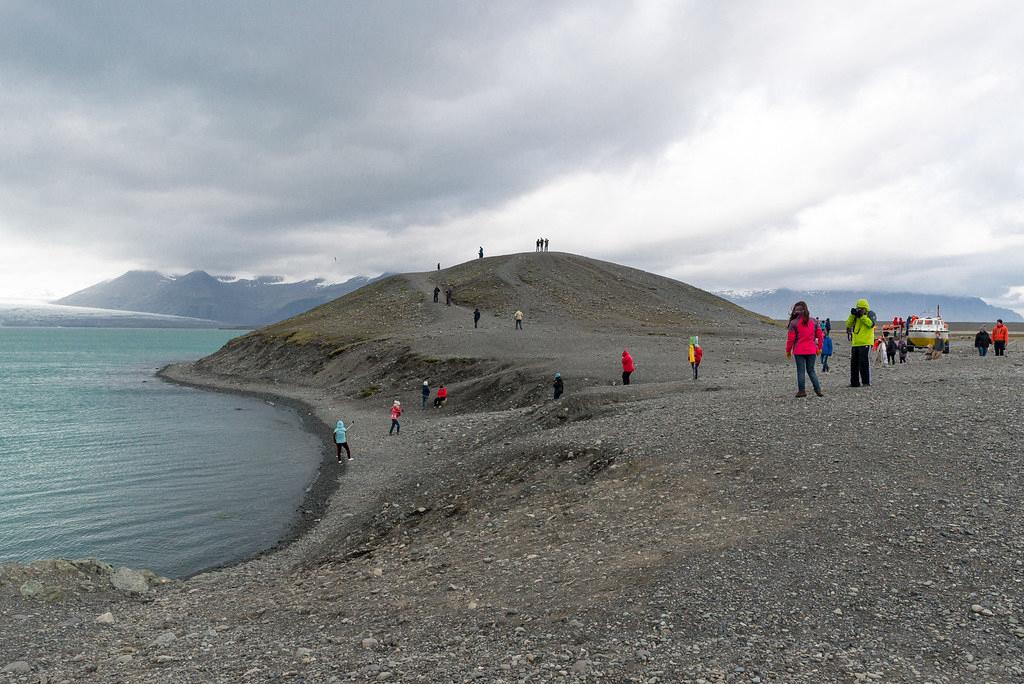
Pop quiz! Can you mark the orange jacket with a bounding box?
[992,323,1009,343]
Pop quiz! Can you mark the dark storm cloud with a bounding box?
[0,1,710,253]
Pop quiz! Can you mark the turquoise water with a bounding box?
[0,328,324,578]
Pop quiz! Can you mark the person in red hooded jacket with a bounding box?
[621,350,635,385]
[785,301,824,398]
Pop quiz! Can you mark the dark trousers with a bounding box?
[994,341,1006,356]
[335,442,351,461]
[978,346,988,357]
[389,419,400,435]
[850,346,870,386]
[691,362,699,379]
[474,318,479,328]
[821,354,830,372]
[887,353,896,364]
[515,320,522,330]
[622,371,631,385]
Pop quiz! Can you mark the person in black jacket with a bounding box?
[885,335,897,365]
[975,328,992,357]
[553,373,564,400]
[473,307,481,328]
[433,286,440,303]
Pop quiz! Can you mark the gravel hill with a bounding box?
[3,252,1023,683]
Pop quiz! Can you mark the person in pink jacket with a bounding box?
[785,301,824,398]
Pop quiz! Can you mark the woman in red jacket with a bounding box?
[785,301,824,398]
[621,350,635,385]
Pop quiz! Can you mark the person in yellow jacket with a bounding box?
[688,336,703,380]
[845,298,876,387]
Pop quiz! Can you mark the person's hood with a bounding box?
[856,298,870,309]
[622,350,630,356]
[335,420,345,429]
[423,381,428,385]
[554,372,561,379]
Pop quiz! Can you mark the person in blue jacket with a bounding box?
[421,380,430,409]
[820,329,834,372]
[333,419,351,462]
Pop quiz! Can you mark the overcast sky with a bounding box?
[1,2,1022,310]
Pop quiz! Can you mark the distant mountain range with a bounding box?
[55,271,380,327]
[718,289,1022,323]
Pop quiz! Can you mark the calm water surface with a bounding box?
[0,328,323,577]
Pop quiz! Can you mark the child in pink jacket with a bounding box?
[389,400,403,435]
[785,301,824,398]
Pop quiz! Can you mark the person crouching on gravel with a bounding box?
[389,400,402,435]
[334,419,352,462]
[621,349,635,385]
[553,372,564,400]
[821,329,834,372]
[785,300,824,398]
[434,384,448,408]
[688,337,703,379]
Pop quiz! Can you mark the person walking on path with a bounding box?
[885,335,897,365]
[478,246,484,259]
[389,400,402,435]
[621,349,635,385]
[688,337,703,379]
[897,336,909,364]
[824,318,831,335]
[553,372,564,400]
[445,287,452,306]
[434,384,448,408]
[975,328,992,357]
[433,286,440,303]
[786,301,824,398]
[992,319,1009,356]
[821,329,834,372]
[846,298,876,387]
[514,309,524,330]
[334,419,352,462]
[421,380,430,409]
[473,307,481,328]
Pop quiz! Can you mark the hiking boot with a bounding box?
[795,390,807,398]
[814,388,824,397]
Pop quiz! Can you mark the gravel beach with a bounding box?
[2,253,1022,683]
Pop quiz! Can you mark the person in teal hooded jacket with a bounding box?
[333,419,351,462]
[845,298,876,387]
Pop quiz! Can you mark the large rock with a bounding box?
[111,567,150,594]
[19,580,44,598]
[2,661,31,674]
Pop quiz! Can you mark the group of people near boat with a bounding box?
[784,298,1012,398]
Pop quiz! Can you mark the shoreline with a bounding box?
[156,363,341,579]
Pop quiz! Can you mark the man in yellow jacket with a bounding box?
[845,298,876,387]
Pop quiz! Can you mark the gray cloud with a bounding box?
[0,2,1022,306]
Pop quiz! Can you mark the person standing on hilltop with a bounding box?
[479,246,484,259]
[514,309,524,330]
[820,328,834,372]
[389,400,403,435]
[846,298,876,387]
[473,307,481,328]
[992,319,1009,356]
[785,301,824,398]
[334,419,352,462]
[544,238,549,252]
[421,380,430,409]
[621,349,635,385]
[975,328,992,357]
[535,238,541,252]
[553,372,564,400]
[433,286,440,303]
[688,336,703,380]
